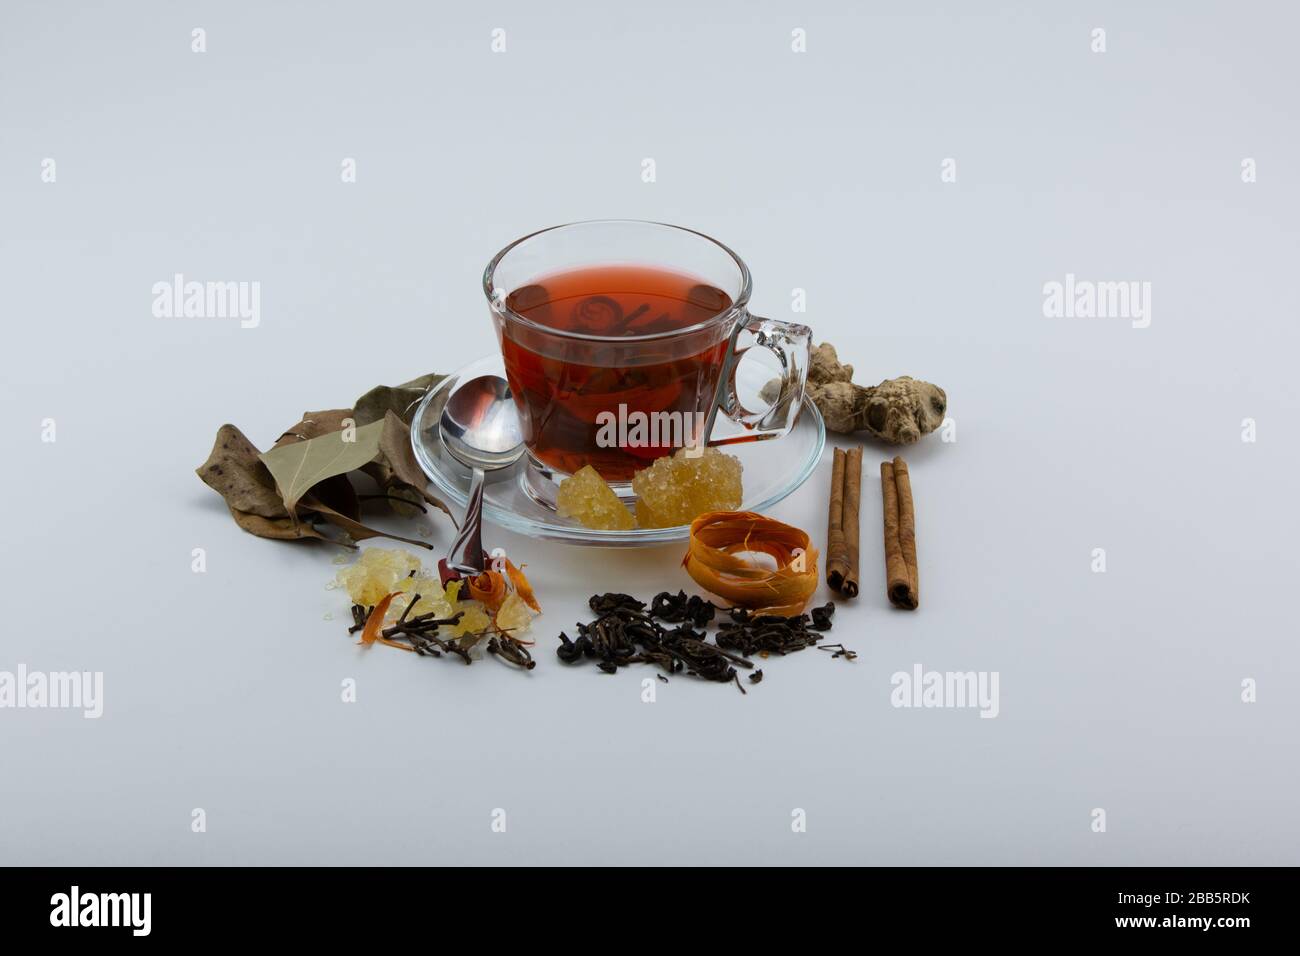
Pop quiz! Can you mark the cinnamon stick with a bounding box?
[881,456,919,609]
[826,448,848,592]
[826,446,862,597]
[892,457,918,607]
[842,446,862,596]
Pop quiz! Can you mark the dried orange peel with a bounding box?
[359,592,412,650]
[682,511,819,618]
[467,570,508,608]
[466,559,540,613]
[465,559,542,644]
[504,560,541,612]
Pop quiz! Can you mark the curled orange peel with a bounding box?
[682,511,819,618]
[359,592,402,647]
[467,570,507,609]
[468,560,541,615]
[505,559,541,612]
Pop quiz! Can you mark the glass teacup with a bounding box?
[485,220,811,499]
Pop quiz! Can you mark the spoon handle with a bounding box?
[446,466,487,574]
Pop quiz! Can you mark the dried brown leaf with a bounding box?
[198,373,452,546]
[273,408,355,449]
[301,494,434,550]
[227,506,327,542]
[356,460,415,512]
[353,374,445,427]
[379,410,452,518]
[259,419,384,515]
[197,424,289,519]
[307,473,361,521]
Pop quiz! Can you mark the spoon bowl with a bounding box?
[437,374,525,574]
[438,374,525,471]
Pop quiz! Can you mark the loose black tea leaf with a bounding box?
[650,590,686,620]
[818,643,858,661]
[588,593,647,615]
[811,602,835,631]
[345,598,542,668]
[557,592,835,690]
[715,611,824,657]
[556,631,584,663]
[650,590,716,626]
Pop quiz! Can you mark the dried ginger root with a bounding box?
[769,343,947,443]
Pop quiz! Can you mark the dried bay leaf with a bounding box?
[271,408,412,517]
[259,419,384,515]
[301,495,433,550]
[379,410,451,518]
[197,424,290,519]
[270,410,368,524]
[228,506,327,542]
[354,373,445,427]
[358,461,424,517]
[358,459,406,503]
[274,408,355,448]
[197,371,453,549]
[271,404,448,519]
[379,410,425,489]
[308,472,361,521]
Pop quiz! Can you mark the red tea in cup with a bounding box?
[500,265,733,482]
[486,221,811,498]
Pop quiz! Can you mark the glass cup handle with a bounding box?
[705,312,812,447]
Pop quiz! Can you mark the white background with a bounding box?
[2,0,1297,865]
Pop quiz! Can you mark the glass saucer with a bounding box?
[410,354,825,546]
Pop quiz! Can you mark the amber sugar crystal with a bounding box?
[555,449,744,531]
[633,447,743,528]
[555,464,637,531]
[335,547,496,635]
